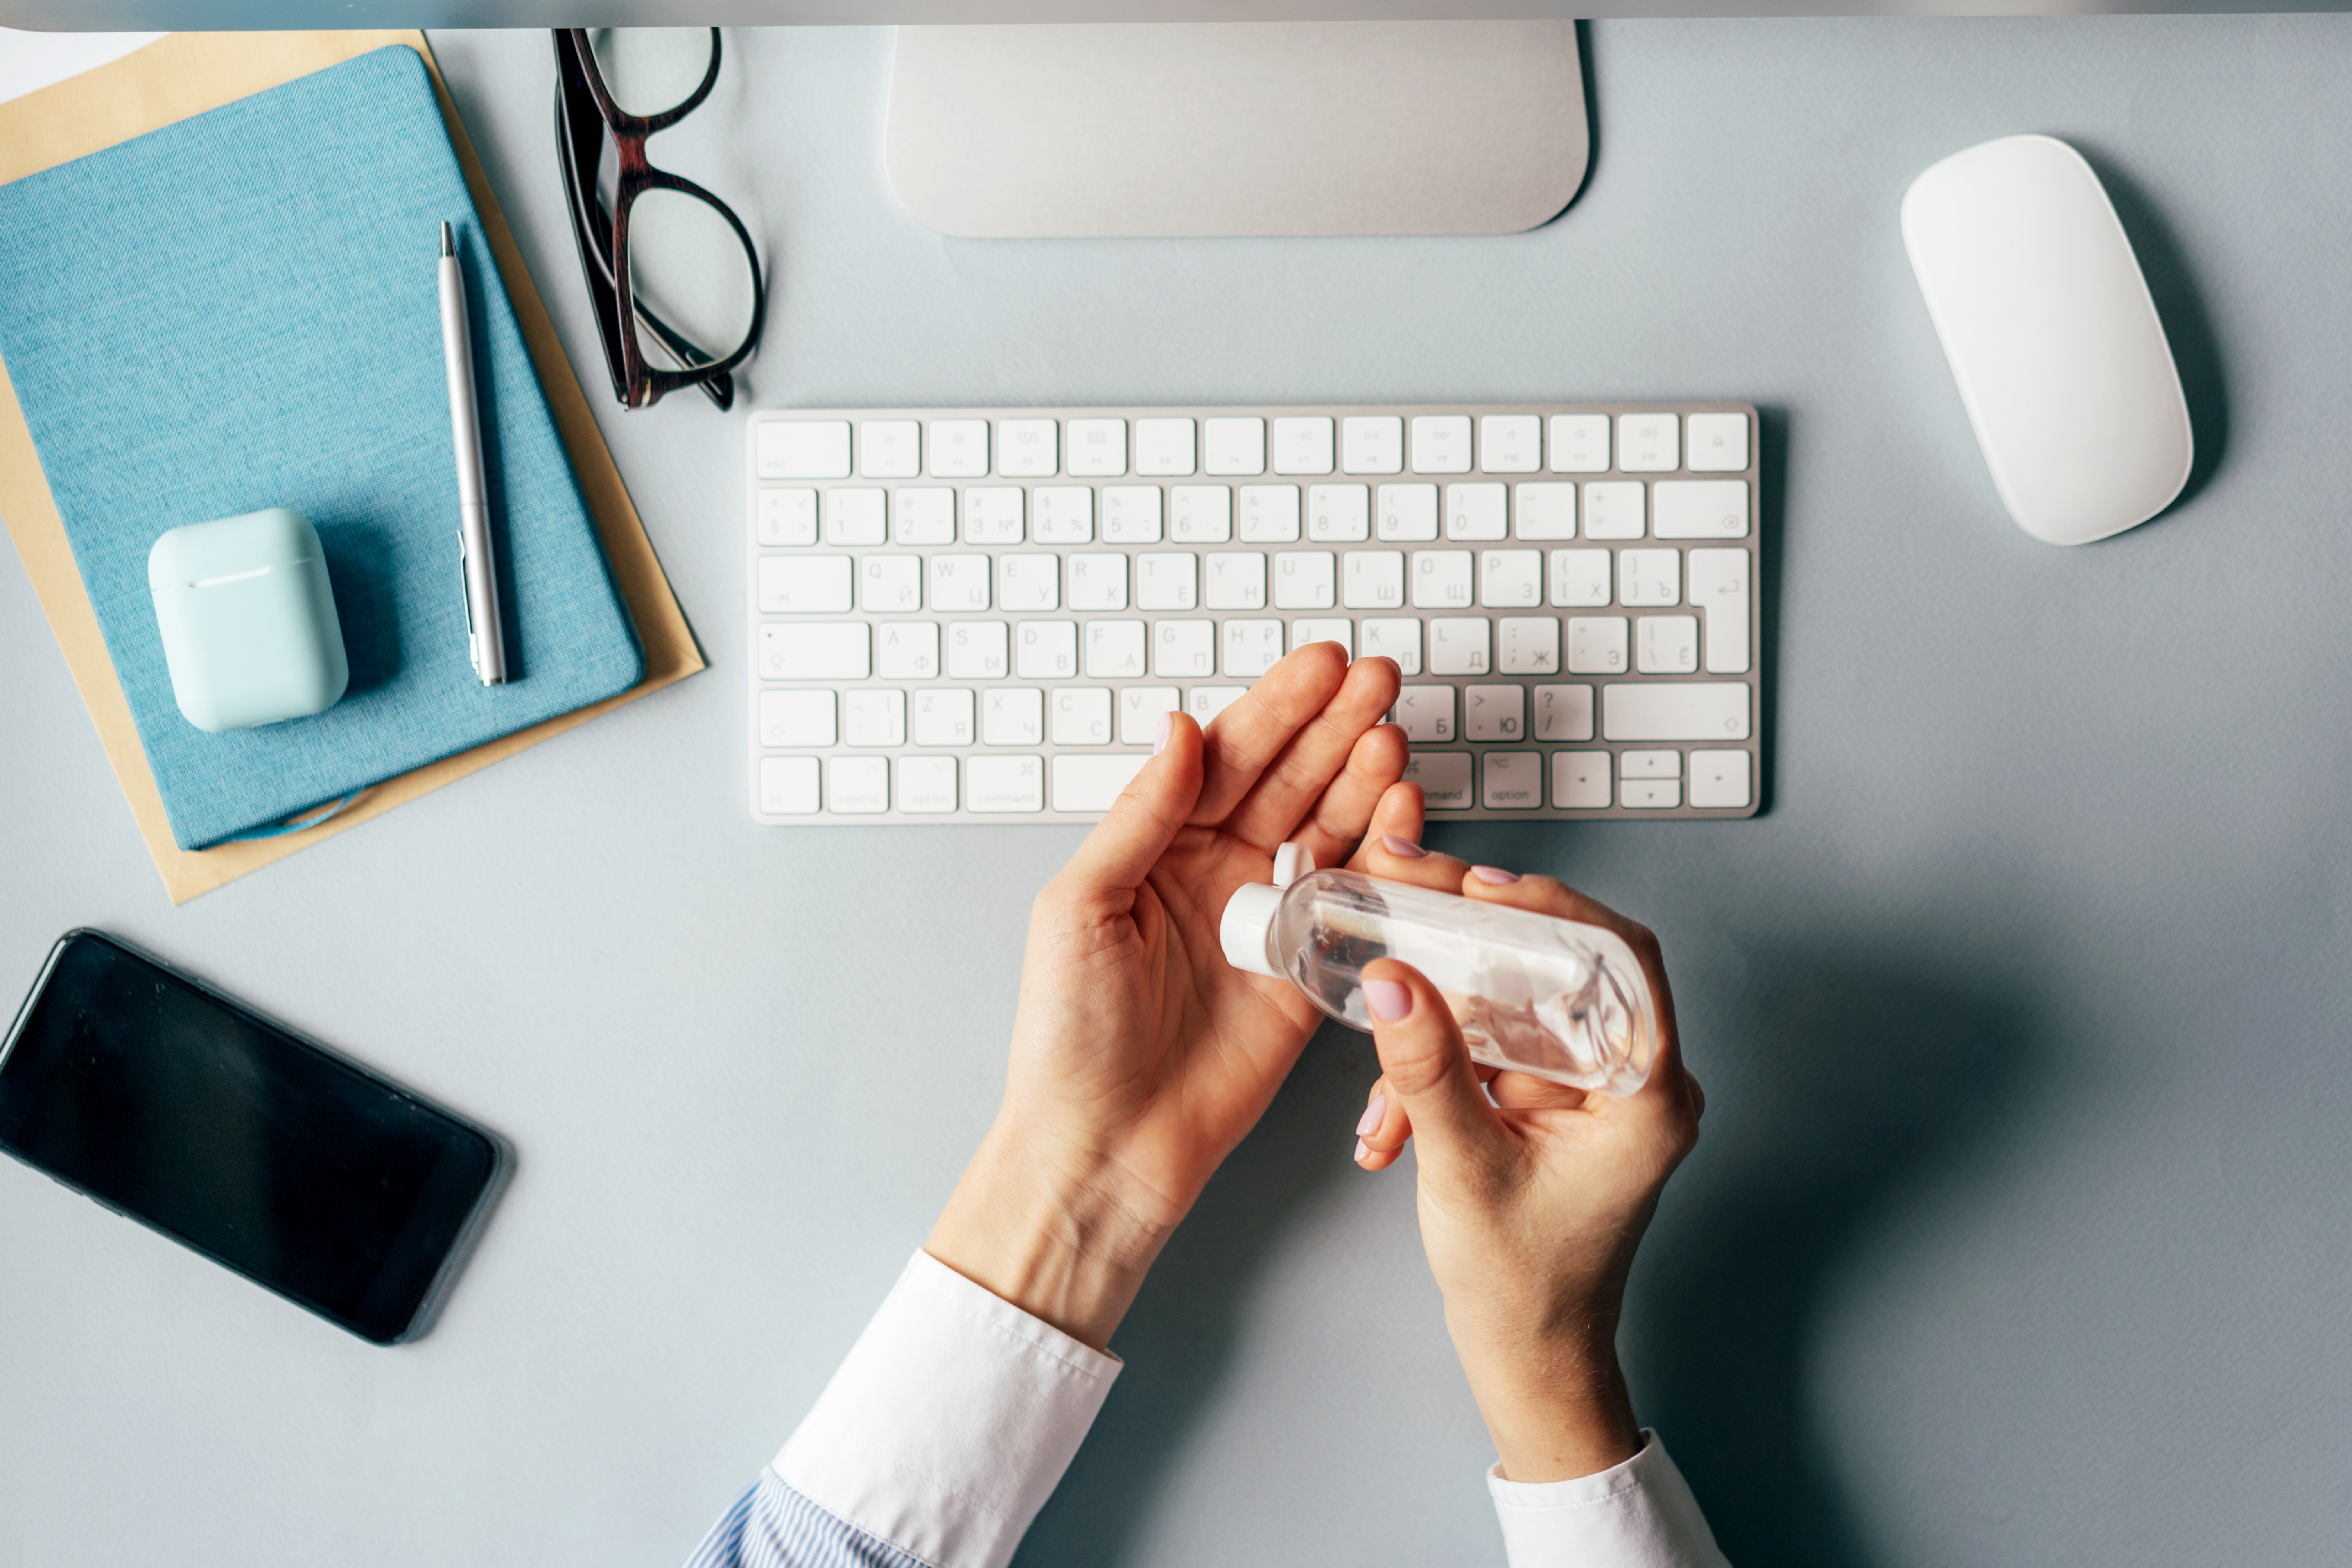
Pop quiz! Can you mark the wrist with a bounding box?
[926,1117,1179,1352]
[1451,1312,1643,1483]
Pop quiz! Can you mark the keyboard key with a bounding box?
[1480,549,1543,608]
[1553,751,1610,808]
[898,755,958,813]
[1636,615,1699,674]
[1621,749,1679,779]
[998,418,1057,477]
[1119,686,1181,744]
[1601,682,1750,742]
[962,486,1024,545]
[759,689,836,747]
[1446,482,1507,541]
[978,687,1039,746]
[1514,481,1577,540]
[1532,682,1594,741]
[1686,412,1749,472]
[1392,685,1455,742]
[1618,548,1681,607]
[1134,418,1197,476]
[1187,685,1249,724]
[914,687,974,746]
[859,419,921,478]
[1405,751,1472,810]
[1550,548,1611,608]
[1154,619,1216,677]
[1204,551,1267,610]
[845,689,907,746]
[1412,550,1474,610]
[1290,618,1351,655]
[1066,418,1126,477]
[1624,779,1681,809]
[759,554,852,613]
[1052,753,1149,812]
[1483,750,1542,810]
[1479,415,1541,474]
[1428,617,1491,676]
[1273,550,1336,610]
[967,755,1045,812]
[1498,616,1560,674]
[1170,485,1232,542]
[1378,483,1439,542]
[759,420,849,479]
[861,554,922,613]
[757,488,817,545]
[1410,414,1472,473]
[1617,413,1679,472]
[875,620,939,679]
[1137,552,1200,610]
[1016,619,1078,678]
[929,418,988,477]
[1086,619,1148,678]
[1359,616,1422,674]
[1464,683,1525,741]
[893,486,955,544]
[1688,748,1753,809]
[1343,551,1405,610]
[1204,417,1267,476]
[1051,687,1113,745]
[832,757,894,818]
[998,553,1060,612]
[1567,615,1627,674]
[1652,480,1749,540]
[1223,619,1285,677]
[759,622,868,679]
[1688,547,1751,675]
[1103,486,1163,544]
[1240,484,1301,542]
[758,756,820,815]
[944,620,1005,679]
[1273,416,1336,475]
[1582,481,1644,540]
[1307,484,1370,542]
[825,488,886,545]
[1548,414,1609,473]
[1066,553,1129,610]
[1030,486,1093,544]
[1342,415,1404,475]
[930,554,991,611]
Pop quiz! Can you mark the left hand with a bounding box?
[928,643,1414,1349]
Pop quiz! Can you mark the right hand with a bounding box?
[1349,838,1704,1482]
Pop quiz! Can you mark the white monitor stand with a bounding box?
[884,20,1591,238]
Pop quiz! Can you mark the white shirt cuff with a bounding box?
[1488,1430,1732,1568]
[773,1249,1122,1568]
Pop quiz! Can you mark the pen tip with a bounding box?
[439,221,454,258]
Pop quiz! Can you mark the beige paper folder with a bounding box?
[0,30,705,904]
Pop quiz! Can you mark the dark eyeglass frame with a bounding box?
[553,27,766,412]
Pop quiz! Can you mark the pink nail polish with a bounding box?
[1471,865,1520,884]
[1153,711,1172,755]
[1381,834,1427,859]
[1355,1094,1387,1136]
[1364,978,1412,1022]
[1353,1137,1371,1162]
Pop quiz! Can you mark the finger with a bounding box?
[1289,723,1411,872]
[1190,643,1351,827]
[1351,1075,1410,1171]
[1344,779,1426,872]
[1489,1071,1594,1112]
[1359,826,1471,892]
[1357,958,1504,1170]
[1053,711,1204,895]
[1222,654,1404,852]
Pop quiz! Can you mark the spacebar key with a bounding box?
[1051,752,1149,812]
[1601,682,1750,742]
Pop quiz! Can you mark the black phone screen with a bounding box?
[0,931,498,1343]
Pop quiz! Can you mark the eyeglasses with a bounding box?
[553,27,766,412]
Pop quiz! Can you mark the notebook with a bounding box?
[0,44,645,852]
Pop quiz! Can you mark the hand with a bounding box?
[928,644,1416,1350]
[1349,840,1704,1482]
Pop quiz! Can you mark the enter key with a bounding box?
[1687,548,1751,675]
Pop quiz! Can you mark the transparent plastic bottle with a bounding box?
[1220,843,1659,1095]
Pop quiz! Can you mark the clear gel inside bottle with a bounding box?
[1220,844,1659,1095]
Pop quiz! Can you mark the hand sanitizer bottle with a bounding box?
[1220,843,1660,1094]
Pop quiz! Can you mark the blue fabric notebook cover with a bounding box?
[0,47,645,850]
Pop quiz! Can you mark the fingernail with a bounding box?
[1381,835,1426,859]
[1353,1137,1371,1163]
[1355,1094,1387,1136]
[1471,865,1520,884]
[1364,978,1412,1022]
[1153,711,1172,755]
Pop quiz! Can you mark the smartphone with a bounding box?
[0,930,504,1344]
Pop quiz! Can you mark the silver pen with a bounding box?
[437,220,506,685]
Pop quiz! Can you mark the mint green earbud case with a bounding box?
[148,508,350,734]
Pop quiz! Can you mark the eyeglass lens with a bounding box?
[627,189,760,374]
[587,27,715,118]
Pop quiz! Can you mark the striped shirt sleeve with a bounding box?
[682,1470,930,1568]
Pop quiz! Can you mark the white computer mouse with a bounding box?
[1901,134,2193,546]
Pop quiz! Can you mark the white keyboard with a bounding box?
[746,404,1760,824]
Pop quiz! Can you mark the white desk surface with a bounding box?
[6,18,2352,1568]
